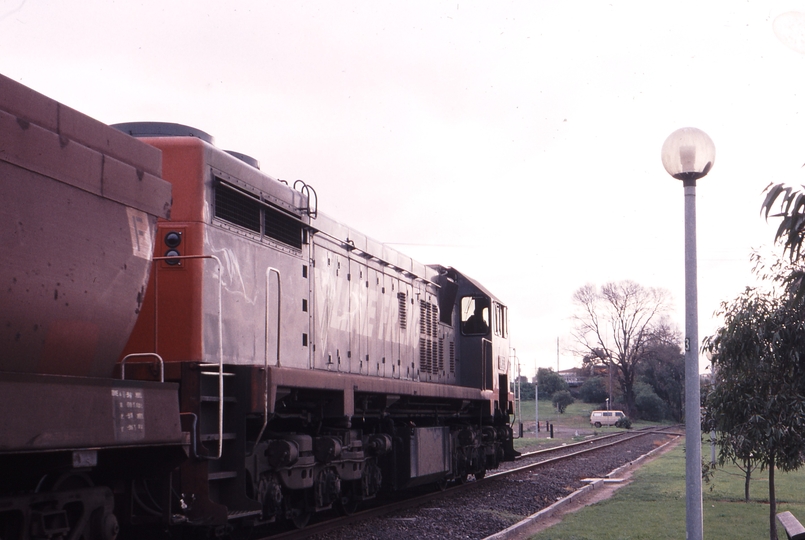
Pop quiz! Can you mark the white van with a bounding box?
[590,410,625,428]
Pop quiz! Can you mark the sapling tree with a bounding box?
[702,272,805,540]
[551,390,574,413]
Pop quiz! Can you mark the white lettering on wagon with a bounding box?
[112,388,145,441]
[126,207,152,260]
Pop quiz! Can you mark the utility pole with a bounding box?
[556,337,559,372]
[535,359,539,438]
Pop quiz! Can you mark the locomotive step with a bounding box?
[207,471,238,481]
[227,509,263,520]
[199,395,237,403]
[200,432,237,442]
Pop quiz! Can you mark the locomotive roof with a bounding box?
[429,264,505,305]
[309,211,438,284]
[112,121,440,285]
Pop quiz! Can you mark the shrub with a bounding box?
[635,383,667,421]
[552,390,575,413]
[615,416,632,429]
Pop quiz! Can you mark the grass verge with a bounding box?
[526,438,805,540]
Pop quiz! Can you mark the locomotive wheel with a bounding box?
[338,494,359,516]
[37,471,94,492]
[285,491,312,529]
[290,507,312,529]
[456,473,469,485]
[257,474,283,520]
[474,470,486,481]
[436,478,448,492]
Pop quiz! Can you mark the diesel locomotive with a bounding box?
[0,74,517,539]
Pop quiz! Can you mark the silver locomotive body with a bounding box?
[117,122,517,527]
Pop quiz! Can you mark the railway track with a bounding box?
[259,425,681,540]
[497,424,682,474]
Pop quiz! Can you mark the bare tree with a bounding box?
[571,280,672,416]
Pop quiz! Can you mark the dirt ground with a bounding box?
[505,433,682,539]
[516,420,613,445]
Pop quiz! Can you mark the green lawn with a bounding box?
[526,438,805,540]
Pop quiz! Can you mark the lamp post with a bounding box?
[661,127,715,540]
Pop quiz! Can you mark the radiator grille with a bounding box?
[418,300,440,375]
[264,206,303,249]
[214,183,261,232]
[214,180,304,249]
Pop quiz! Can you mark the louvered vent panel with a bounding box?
[418,300,440,375]
[214,183,261,232]
[264,206,303,249]
[398,293,407,330]
[215,180,304,249]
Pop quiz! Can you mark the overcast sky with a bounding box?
[3,1,805,377]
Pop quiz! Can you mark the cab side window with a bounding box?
[494,302,508,338]
[461,296,489,335]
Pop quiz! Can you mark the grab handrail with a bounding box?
[119,352,165,382]
[154,253,224,459]
[249,267,281,456]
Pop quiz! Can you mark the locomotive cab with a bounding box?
[433,266,515,437]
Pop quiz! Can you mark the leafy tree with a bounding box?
[702,274,805,540]
[578,376,608,404]
[761,183,805,298]
[571,280,672,417]
[510,380,535,401]
[637,320,685,422]
[762,183,805,260]
[551,390,574,413]
[720,432,758,503]
[536,368,568,398]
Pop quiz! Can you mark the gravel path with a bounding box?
[309,432,674,540]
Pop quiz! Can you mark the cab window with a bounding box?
[461,296,489,335]
[494,302,508,338]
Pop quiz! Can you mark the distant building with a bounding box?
[558,367,586,387]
